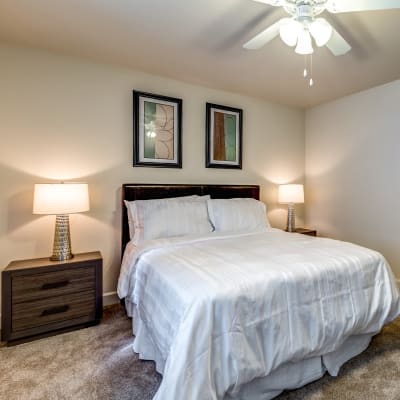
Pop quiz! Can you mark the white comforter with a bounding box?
[118,229,400,400]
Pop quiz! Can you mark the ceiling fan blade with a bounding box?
[326,28,351,56]
[251,0,285,6]
[243,19,286,50]
[327,0,400,13]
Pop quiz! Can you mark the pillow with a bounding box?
[207,198,270,232]
[125,195,212,243]
[124,195,200,240]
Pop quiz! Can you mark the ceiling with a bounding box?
[0,0,399,108]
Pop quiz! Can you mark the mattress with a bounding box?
[118,229,400,400]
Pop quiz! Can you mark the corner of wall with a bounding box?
[103,292,120,307]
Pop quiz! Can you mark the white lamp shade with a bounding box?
[278,184,304,204]
[309,18,332,47]
[295,29,314,55]
[279,18,301,47]
[33,183,90,215]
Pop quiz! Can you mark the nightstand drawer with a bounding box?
[12,290,96,332]
[12,266,95,304]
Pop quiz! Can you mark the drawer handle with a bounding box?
[41,280,70,290]
[40,305,70,316]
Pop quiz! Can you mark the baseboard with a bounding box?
[103,291,120,306]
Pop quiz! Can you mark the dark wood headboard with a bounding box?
[121,183,260,256]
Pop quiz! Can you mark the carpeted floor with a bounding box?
[1,305,400,400]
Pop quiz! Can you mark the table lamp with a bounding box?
[278,184,304,232]
[33,183,90,261]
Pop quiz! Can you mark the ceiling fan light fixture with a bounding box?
[295,28,314,55]
[279,18,301,47]
[309,18,332,47]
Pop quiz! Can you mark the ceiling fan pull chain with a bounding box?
[303,55,308,78]
[309,54,314,87]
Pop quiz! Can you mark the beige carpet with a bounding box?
[1,305,400,400]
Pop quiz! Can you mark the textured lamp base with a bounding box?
[50,214,73,261]
[286,203,296,232]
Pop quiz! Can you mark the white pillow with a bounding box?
[124,195,200,240]
[125,195,212,243]
[207,198,270,232]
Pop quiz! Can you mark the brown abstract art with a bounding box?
[206,103,242,169]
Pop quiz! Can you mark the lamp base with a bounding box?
[50,214,74,261]
[286,203,296,232]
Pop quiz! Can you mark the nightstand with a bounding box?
[286,228,317,236]
[1,251,102,345]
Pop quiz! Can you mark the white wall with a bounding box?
[0,44,305,302]
[305,80,400,278]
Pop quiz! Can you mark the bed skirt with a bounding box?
[127,301,372,400]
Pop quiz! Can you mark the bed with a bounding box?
[118,183,400,400]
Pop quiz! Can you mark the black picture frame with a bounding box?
[205,103,243,169]
[133,90,182,168]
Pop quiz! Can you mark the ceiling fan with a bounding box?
[244,0,400,56]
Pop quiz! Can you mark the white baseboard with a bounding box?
[103,291,120,306]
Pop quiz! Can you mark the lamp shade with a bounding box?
[295,29,314,55]
[309,18,332,47]
[279,18,301,47]
[278,184,304,204]
[33,183,90,215]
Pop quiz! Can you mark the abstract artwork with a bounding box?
[133,91,182,168]
[206,103,242,169]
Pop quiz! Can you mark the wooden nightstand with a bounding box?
[286,228,317,236]
[1,251,102,345]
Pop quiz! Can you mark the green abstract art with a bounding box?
[133,90,182,168]
[144,101,174,160]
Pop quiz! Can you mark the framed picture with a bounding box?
[133,90,182,168]
[206,103,242,169]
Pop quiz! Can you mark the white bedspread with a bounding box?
[118,229,400,400]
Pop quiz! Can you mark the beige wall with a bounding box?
[305,80,400,278]
[0,44,305,301]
